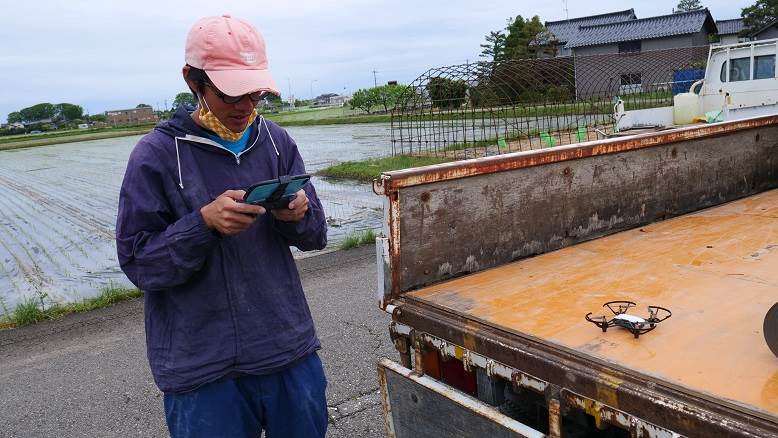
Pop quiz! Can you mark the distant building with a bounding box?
[531,9,637,58]
[312,93,351,107]
[564,9,717,56]
[532,9,718,59]
[716,18,748,45]
[105,106,158,127]
[752,20,778,41]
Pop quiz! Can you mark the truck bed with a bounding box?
[405,188,778,418]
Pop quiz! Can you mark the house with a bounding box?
[531,9,637,58]
[565,9,717,56]
[752,19,778,41]
[23,118,56,129]
[105,106,158,127]
[312,93,350,107]
[559,9,717,99]
[716,18,748,45]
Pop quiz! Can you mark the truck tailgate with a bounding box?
[405,188,778,418]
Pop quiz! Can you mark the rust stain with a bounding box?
[596,373,623,410]
[582,399,607,430]
[462,320,479,352]
[408,189,778,416]
[379,115,778,191]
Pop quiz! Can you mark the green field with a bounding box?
[318,155,454,182]
[0,125,154,151]
[264,106,391,126]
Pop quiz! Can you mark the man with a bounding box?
[115,15,328,438]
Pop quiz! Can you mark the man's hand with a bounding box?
[200,190,265,235]
[271,189,309,222]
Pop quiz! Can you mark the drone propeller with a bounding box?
[585,312,610,332]
[603,300,636,316]
[646,305,672,323]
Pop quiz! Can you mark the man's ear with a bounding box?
[182,65,198,96]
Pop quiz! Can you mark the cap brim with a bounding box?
[206,69,280,97]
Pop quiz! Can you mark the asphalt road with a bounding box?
[0,245,393,437]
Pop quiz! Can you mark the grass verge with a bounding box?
[0,127,153,151]
[0,286,143,330]
[266,113,392,126]
[340,229,377,250]
[318,155,455,182]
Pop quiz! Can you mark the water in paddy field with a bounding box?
[0,123,392,312]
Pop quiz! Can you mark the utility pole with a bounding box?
[310,79,318,100]
[372,69,378,87]
[563,0,569,19]
[287,78,294,109]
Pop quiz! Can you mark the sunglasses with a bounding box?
[204,82,267,105]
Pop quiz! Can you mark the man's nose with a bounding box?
[235,95,255,111]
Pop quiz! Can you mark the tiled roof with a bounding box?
[566,9,717,48]
[534,9,636,46]
[716,18,744,35]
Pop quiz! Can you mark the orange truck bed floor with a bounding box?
[408,189,778,418]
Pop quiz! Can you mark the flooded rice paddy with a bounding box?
[0,123,391,312]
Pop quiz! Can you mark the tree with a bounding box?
[263,93,282,105]
[7,112,22,123]
[480,15,546,62]
[136,103,152,108]
[349,88,379,114]
[426,77,468,109]
[54,103,84,121]
[742,0,778,34]
[172,92,196,109]
[480,30,507,62]
[676,0,703,12]
[503,15,545,59]
[89,114,107,123]
[19,103,56,122]
[374,84,412,113]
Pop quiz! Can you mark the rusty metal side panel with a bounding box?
[378,358,545,438]
[392,301,778,438]
[393,125,778,294]
[381,115,778,191]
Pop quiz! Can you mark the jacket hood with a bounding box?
[154,104,265,146]
[151,105,279,189]
[155,104,205,138]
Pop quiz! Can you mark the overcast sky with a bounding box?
[0,0,753,122]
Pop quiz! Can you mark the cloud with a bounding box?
[0,0,751,121]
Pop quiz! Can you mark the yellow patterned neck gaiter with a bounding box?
[197,96,257,142]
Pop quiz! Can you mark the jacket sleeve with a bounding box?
[271,131,328,251]
[115,143,219,291]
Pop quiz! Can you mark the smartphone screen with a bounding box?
[244,175,310,204]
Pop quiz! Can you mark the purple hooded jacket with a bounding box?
[116,106,327,393]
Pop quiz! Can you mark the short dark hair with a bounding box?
[185,65,210,95]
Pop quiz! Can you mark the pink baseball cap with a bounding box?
[185,15,280,97]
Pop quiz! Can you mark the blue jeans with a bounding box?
[164,352,328,438]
